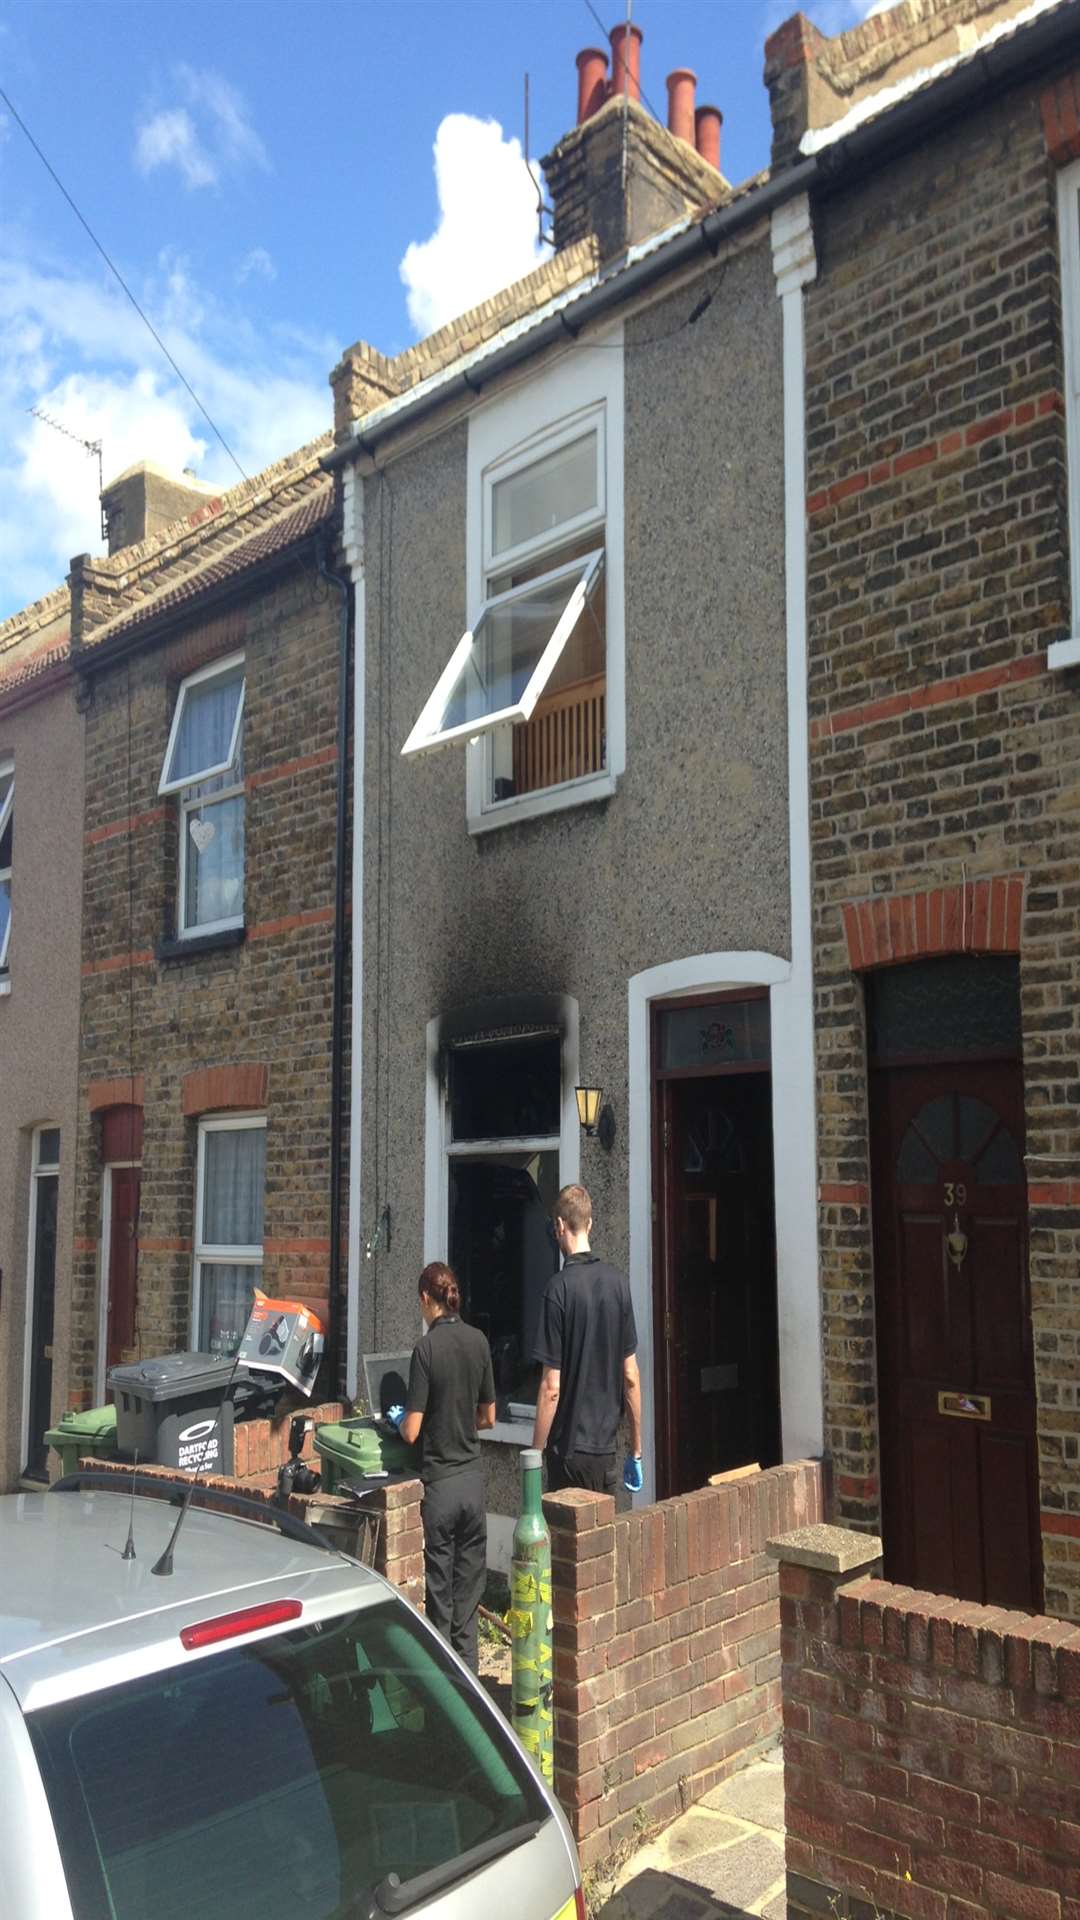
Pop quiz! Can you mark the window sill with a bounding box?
[156,927,246,963]
[0,977,9,996]
[1048,636,1080,670]
[483,1419,537,1447]
[468,770,616,837]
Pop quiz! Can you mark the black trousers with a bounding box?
[420,1468,487,1671]
[546,1449,618,1495]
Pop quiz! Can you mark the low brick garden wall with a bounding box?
[545,1459,824,1870]
[772,1522,1080,1920]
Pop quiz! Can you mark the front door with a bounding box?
[871,1057,1040,1609]
[105,1166,141,1375]
[653,995,780,1498]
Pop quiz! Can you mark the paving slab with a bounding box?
[591,1750,788,1920]
[702,1761,785,1832]
[681,1832,785,1908]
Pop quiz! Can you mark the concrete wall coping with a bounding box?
[767,1522,883,1573]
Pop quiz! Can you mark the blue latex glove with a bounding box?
[623,1454,643,1493]
[385,1404,405,1430]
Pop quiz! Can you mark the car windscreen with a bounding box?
[27,1599,548,1920]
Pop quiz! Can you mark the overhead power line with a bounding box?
[0,84,248,484]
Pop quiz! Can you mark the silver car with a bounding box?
[0,1481,583,1920]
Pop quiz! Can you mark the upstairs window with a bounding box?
[0,762,12,980]
[159,654,245,937]
[403,405,610,814]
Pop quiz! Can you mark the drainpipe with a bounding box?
[317,525,351,1401]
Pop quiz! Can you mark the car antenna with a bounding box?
[151,1346,248,1577]
[121,1449,139,1561]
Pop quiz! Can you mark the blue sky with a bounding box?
[0,0,875,619]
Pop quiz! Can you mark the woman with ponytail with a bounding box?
[398,1262,495,1671]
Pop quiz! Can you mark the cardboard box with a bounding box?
[236,1290,325,1395]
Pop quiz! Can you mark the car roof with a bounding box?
[0,1490,386,1709]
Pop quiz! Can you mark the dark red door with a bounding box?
[871,1061,1040,1610]
[106,1167,140,1373]
[656,1073,780,1496]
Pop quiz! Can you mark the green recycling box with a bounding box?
[314,1417,418,1492]
[45,1403,118,1483]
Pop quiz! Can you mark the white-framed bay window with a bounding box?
[402,328,625,832]
[159,652,246,935]
[192,1115,266,1355]
[1055,156,1080,670]
[0,758,13,985]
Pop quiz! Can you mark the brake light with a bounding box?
[180,1599,303,1649]
[576,1891,586,1920]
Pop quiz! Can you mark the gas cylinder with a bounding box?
[509,1446,553,1782]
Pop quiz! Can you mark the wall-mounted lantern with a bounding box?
[576,1084,616,1151]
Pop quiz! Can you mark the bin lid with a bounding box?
[57,1404,117,1438]
[106,1352,240,1402]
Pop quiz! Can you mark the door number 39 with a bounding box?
[943,1182,967,1206]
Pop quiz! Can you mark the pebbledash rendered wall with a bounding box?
[544,1461,823,1870]
[70,551,343,1406]
[355,237,788,1527]
[798,60,1080,1607]
[774,1521,1080,1920]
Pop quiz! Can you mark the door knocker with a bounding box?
[946,1211,968,1271]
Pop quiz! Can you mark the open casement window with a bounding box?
[0,765,12,975]
[159,654,245,936]
[444,1033,561,1419]
[192,1117,266,1355]
[401,547,603,757]
[405,406,609,809]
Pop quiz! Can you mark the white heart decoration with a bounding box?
[189,818,215,853]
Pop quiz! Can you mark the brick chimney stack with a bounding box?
[544,30,727,261]
[100,461,218,556]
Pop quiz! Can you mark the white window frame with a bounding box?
[423,1002,580,1444]
[191,1113,266,1352]
[158,651,246,795]
[1054,158,1080,670]
[401,547,604,757]
[0,758,13,987]
[465,327,625,833]
[21,1124,60,1473]
[482,409,606,577]
[160,653,246,939]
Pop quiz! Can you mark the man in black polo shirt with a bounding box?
[532,1184,643,1495]
[401,1263,495,1670]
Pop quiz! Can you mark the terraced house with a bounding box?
[764,0,1080,1616]
[0,574,83,1486]
[327,26,826,1565]
[65,446,348,1413]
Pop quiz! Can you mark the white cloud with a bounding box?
[400,114,545,337]
[236,246,277,284]
[134,66,268,192]
[0,245,330,618]
[135,107,216,189]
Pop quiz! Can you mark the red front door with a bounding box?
[106,1167,140,1374]
[871,1060,1040,1610]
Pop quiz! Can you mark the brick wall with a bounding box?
[801,70,1080,1606]
[71,554,343,1401]
[775,1522,1080,1920]
[544,1460,823,1870]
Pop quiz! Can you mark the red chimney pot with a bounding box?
[575,47,608,124]
[610,22,643,104]
[666,68,697,145]
[695,104,723,172]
